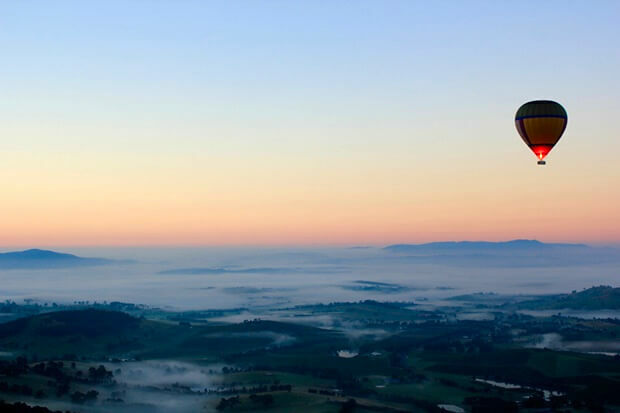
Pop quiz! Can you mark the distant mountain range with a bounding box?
[0,249,119,269]
[380,240,609,267]
[384,239,588,253]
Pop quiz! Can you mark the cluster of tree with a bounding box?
[268,384,291,392]
[103,390,125,404]
[372,393,444,412]
[87,365,113,382]
[53,381,70,398]
[0,300,21,312]
[104,301,145,311]
[464,396,518,413]
[339,398,358,413]
[0,381,34,396]
[31,361,66,380]
[167,308,246,324]
[2,299,61,308]
[518,391,610,412]
[215,396,240,410]
[363,319,442,331]
[424,337,493,353]
[337,376,375,397]
[0,381,47,399]
[70,390,98,404]
[297,300,414,309]
[0,357,28,377]
[216,393,280,411]
[0,357,86,381]
[0,401,67,413]
[220,366,244,374]
[249,393,274,407]
[7,359,89,384]
[308,388,342,396]
[0,355,118,405]
[388,367,426,385]
[207,383,292,396]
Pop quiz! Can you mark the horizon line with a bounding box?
[2,239,618,250]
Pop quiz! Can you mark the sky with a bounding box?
[1,1,619,246]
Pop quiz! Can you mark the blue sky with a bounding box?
[1,1,619,245]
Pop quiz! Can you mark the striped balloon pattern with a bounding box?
[515,100,567,162]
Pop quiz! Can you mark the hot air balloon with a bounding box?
[515,100,567,165]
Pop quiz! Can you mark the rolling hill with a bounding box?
[516,286,620,310]
[0,309,345,360]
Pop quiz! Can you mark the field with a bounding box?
[1,288,619,412]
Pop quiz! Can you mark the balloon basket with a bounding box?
[537,160,546,165]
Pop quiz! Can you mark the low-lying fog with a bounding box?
[37,361,223,413]
[1,246,619,310]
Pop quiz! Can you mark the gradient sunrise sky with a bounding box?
[1,1,619,246]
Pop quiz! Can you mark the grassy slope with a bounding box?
[516,286,620,310]
[0,309,346,361]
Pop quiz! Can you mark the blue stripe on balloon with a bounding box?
[515,114,567,120]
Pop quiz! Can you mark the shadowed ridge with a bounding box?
[0,309,139,339]
[516,286,620,310]
[1,249,82,260]
[0,249,124,269]
[384,239,588,253]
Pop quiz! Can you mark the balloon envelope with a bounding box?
[515,100,567,161]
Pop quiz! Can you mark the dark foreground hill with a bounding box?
[0,309,344,359]
[0,309,149,357]
[0,249,117,269]
[0,308,138,339]
[0,401,64,413]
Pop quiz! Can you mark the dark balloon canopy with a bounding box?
[515,100,567,165]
